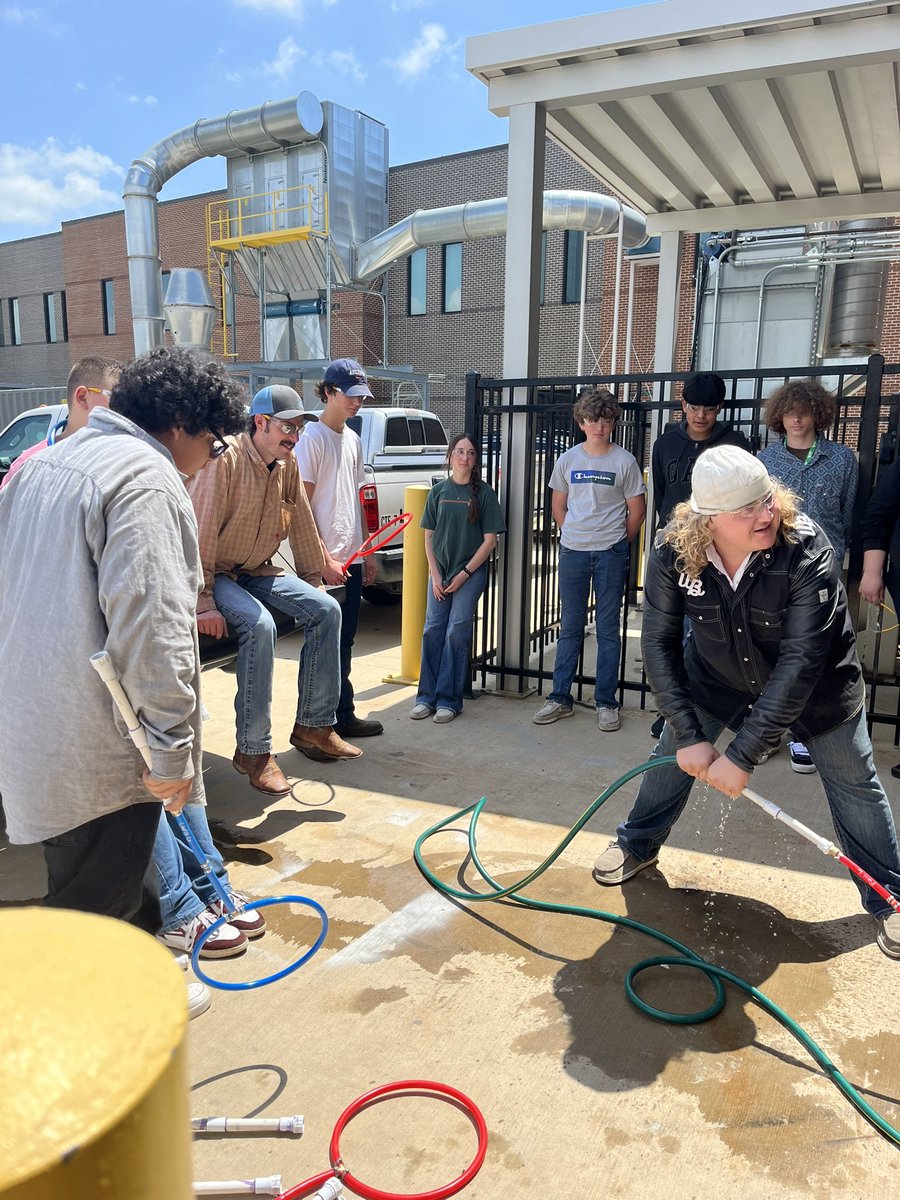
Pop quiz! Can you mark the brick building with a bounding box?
[1,138,897,433]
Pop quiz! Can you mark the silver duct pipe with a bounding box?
[123,93,324,356]
[354,190,648,283]
[824,219,890,357]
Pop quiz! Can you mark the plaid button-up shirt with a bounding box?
[188,431,324,614]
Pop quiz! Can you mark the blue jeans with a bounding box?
[551,541,630,710]
[154,804,228,933]
[337,563,363,725]
[617,708,900,917]
[416,565,486,714]
[213,572,342,754]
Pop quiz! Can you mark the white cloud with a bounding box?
[262,35,303,80]
[310,48,366,83]
[1,6,40,21]
[388,22,448,80]
[390,0,428,10]
[233,0,304,14]
[0,139,122,229]
[127,94,158,105]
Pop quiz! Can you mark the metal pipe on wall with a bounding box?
[355,190,648,284]
[123,93,324,356]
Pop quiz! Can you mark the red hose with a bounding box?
[343,512,413,571]
[837,854,900,913]
[277,1080,487,1200]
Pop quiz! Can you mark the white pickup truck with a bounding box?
[344,407,449,603]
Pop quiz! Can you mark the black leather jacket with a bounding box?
[642,513,864,772]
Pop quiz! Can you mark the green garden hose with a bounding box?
[413,756,900,1147]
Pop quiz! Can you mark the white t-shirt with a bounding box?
[294,422,365,560]
[549,442,645,551]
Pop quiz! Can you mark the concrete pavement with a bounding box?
[2,603,900,1197]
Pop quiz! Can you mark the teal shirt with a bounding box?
[421,478,505,584]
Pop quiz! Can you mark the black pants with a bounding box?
[337,562,363,725]
[42,802,162,933]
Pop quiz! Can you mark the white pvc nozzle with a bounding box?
[191,1115,303,1134]
[193,1178,282,1196]
[311,1180,343,1200]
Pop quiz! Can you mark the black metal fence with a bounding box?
[464,355,900,736]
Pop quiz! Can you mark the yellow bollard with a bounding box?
[384,483,432,685]
[0,907,193,1200]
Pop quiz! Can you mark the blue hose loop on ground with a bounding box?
[413,756,900,1147]
[190,896,329,991]
[173,812,329,990]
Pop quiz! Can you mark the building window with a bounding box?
[44,293,58,343]
[408,248,426,316]
[60,291,68,342]
[102,279,116,335]
[8,298,21,345]
[442,243,462,313]
[540,231,547,305]
[563,230,584,304]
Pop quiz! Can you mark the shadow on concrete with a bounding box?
[552,869,871,1093]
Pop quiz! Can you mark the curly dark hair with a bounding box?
[573,386,619,425]
[446,433,482,525]
[763,379,835,436]
[110,348,248,437]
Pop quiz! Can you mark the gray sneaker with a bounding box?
[877,910,900,959]
[597,705,620,732]
[410,703,435,720]
[433,707,457,723]
[592,840,658,885]
[533,699,573,725]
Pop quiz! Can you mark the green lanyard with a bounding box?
[785,436,818,467]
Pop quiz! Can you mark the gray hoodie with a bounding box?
[0,408,204,843]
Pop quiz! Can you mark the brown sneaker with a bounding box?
[289,723,363,761]
[232,750,292,795]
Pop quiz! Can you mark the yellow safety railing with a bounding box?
[205,185,330,357]
[206,184,327,248]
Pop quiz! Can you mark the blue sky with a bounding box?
[0,0,651,243]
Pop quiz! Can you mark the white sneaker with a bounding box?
[158,907,248,959]
[597,706,621,732]
[533,699,573,724]
[410,703,435,720]
[433,708,457,723]
[187,980,211,1020]
[208,891,266,938]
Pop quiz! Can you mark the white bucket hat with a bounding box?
[690,446,772,515]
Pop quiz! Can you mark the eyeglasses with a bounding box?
[85,386,112,399]
[452,448,477,458]
[728,491,776,519]
[208,432,229,459]
[685,403,719,414]
[264,417,303,437]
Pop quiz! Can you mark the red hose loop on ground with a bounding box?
[328,1079,486,1199]
[277,1079,486,1199]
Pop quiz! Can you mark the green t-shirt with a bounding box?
[421,478,505,584]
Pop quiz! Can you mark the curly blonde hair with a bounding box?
[663,482,802,578]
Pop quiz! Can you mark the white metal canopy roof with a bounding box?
[467,0,900,234]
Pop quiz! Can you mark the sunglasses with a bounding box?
[209,432,229,459]
[264,417,304,437]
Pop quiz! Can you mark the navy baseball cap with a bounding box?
[323,358,373,399]
[250,385,311,421]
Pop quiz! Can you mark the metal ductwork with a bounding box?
[354,190,648,283]
[123,94,324,356]
[822,219,891,358]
